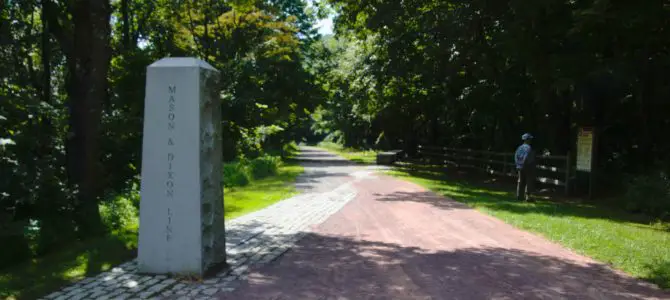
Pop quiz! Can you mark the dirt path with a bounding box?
[216,148,669,300]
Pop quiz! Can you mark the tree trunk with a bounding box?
[636,84,651,169]
[37,1,74,252]
[121,0,131,50]
[70,0,111,237]
[46,0,112,237]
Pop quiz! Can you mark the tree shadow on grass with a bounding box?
[390,163,661,227]
[237,179,291,191]
[223,204,244,218]
[645,261,670,289]
[347,157,375,165]
[0,234,136,300]
[217,231,669,299]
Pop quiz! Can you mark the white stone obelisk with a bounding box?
[138,57,226,277]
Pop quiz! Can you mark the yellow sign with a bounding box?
[576,127,594,172]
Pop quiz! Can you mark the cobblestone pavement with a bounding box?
[42,147,370,300]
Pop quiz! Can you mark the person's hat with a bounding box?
[522,133,534,140]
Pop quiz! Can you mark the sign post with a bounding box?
[576,127,595,199]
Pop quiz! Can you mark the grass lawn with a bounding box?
[387,165,670,289]
[0,228,138,300]
[317,142,378,164]
[0,163,304,300]
[224,163,304,219]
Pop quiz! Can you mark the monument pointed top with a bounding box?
[149,57,218,71]
[139,56,225,276]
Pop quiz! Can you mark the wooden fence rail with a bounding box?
[416,145,573,195]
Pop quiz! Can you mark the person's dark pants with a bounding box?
[516,168,535,201]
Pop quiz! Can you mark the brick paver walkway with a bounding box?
[43,147,368,300]
[43,148,669,300]
[217,157,669,300]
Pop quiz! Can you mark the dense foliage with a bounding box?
[0,0,325,268]
[312,0,670,209]
[223,155,284,188]
[3,0,670,273]
[317,0,670,170]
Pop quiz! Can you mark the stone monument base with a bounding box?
[137,57,227,277]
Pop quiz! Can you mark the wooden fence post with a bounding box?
[564,151,571,196]
[502,153,507,176]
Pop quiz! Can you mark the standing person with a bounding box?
[515,133,536,201]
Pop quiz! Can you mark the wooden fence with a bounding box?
[416,145,573,195]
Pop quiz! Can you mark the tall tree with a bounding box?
[324,0,670,174]
[44,0,112,236]
[1,0,328,270]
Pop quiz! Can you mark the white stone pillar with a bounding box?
[138,57,226,277]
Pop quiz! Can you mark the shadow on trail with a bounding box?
[294,171,351,191]
[288,160,363,168]
[292,152,336,159]
[377,163,670,289]
[376,191,472,211]
[287,147,367,192]
[290,148,368,167]
[217,229,668,299]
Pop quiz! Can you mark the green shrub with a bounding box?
[100,192,139,232]
[223,162,251,188]
[223,156,284,186]
[249,155,282,179]
[282,141,299,158]
[623,171,670,219]
[317,141,344,151]
[323,130,344,145]
[0,225,32,269]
